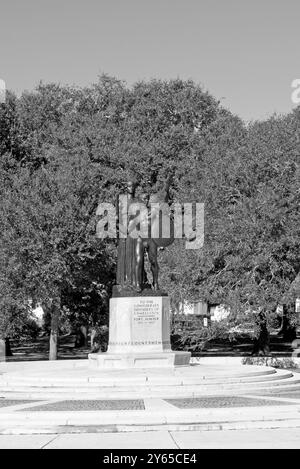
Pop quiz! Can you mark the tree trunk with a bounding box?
[49,300,60,360]
[74,326,88,348]
[0,339,6,360]
[5,338,13,357]
[81,325,89,348]
[278,304,297,342]
[90,328,96,350]
[252,311,270,356]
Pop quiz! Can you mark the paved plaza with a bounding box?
[0,428,300,449]
[1,359,300,448]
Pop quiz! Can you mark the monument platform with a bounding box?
[89,294,191,369]
[1,359,300,399]
[0,359,300,438]
[89,350,190,368]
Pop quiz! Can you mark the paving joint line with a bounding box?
[168,430,180,449]
[41,434,60,449]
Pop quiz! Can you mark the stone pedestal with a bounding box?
[89,295,190,369]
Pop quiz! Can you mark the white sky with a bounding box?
[0,0,299,121]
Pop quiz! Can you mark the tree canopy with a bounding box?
[0,75,299,355]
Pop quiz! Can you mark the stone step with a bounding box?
[0,386,298,397]
[0,369,278,382]
[0,380,299,400]
[0,369,296,388]
[0,405,300,435]
[0,373,291,388]
[2,419,300,434]
[0,367,291,387]
[0,361,299,400]
[0,362,277,376]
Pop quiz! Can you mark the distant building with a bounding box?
[179,300,208,316]
[280,274,300,318]
[209,304,230,322]
[177,300,230,326]
[32,305,44,327]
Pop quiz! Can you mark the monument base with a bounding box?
[89,294,191,369]
[88,351,191,369]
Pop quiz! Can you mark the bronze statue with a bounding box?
[116,180,142,291]
[115,178,174,294]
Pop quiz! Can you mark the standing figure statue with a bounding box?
[141,176,174,290]
[115,177,174,294]
[116,180,144,292]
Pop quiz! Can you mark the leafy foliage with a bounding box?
[0,75,299,355]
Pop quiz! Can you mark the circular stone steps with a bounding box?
[0,360,300,399]
[0,368,292,386]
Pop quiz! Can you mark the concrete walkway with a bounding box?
[0,394,300,435]
[0,428,300,449]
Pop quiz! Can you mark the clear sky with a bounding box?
[0,0,299,121]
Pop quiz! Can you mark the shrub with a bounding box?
[171,317,229,352]
[242,356,298,369]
